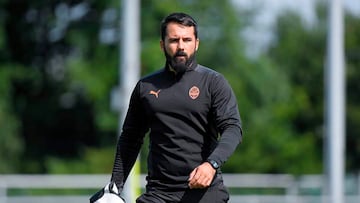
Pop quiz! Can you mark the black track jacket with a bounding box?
[111,62,242,191]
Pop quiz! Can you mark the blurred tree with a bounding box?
[1,0,117,173]
[344,13,360,172]
[0,67,24,172]
[1,0,359,175]
[265,4,360,173]
[263,11,326,174]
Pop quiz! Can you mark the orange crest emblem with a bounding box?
[189,86,200,100]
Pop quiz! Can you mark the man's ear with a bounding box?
[195,38,199,51]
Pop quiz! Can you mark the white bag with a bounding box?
[90,182,125,203]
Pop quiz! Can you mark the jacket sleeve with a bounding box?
[207,73,243,167]
[110,81,149,190]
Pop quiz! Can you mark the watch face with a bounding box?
[210,160,219,169]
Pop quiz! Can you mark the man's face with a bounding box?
[161,22,199,74]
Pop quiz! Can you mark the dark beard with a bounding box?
[165,50,196,75]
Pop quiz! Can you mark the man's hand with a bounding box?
[188,162,216,189]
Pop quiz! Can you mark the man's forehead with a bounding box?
[166,22,195,38]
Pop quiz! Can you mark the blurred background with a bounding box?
[0,0,359,202]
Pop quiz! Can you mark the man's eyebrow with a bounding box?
[167,36,193,39]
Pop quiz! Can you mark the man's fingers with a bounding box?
[188,172,212,188]
[188,162,217,189]
[188,167,197,181]
[189,176,210,189]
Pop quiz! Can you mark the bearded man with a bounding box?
[92,12,243,203]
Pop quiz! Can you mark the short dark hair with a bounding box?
[160,12,198,41]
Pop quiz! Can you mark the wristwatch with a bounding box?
[207,159,220,170]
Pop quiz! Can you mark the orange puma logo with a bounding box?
[149,89,161,98]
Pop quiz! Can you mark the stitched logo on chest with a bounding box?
[189,86,200,100]
[149,89,161,98]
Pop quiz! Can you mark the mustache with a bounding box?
[174,51,187,57]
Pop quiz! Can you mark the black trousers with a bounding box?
[136,181,229,203]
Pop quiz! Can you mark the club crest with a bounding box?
[189,86,200,100]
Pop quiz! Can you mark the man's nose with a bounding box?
[178,39,185,50]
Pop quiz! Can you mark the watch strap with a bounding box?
[206,159,220,169]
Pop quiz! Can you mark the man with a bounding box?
[111,12,242,203]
